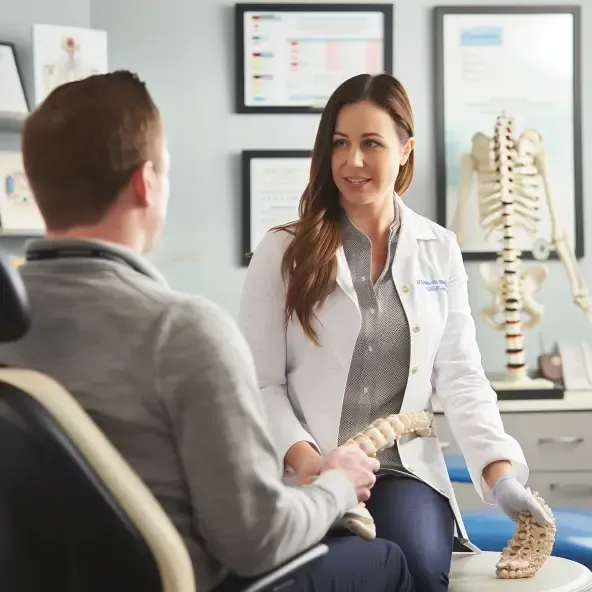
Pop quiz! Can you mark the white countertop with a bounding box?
[432,390,592,413]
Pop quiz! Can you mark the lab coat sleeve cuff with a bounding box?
[469,440,529,504]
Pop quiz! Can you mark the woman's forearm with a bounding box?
[285,440,321,473]
[482,459,513,489]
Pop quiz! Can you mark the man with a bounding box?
[0,71,413,591]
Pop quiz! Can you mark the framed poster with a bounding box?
[0,42,29,116]
[433,6,583,260]
[235,3,393,113]
[0,151,45,235]
[242,150,311,265]
[32,24,108,105]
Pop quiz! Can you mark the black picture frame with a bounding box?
[241,149,311,265]
[432,5,583,261]
[235,3,394,114]
[0,41,30,116]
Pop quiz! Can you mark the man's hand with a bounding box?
[492,475,553,525]
[325,443,380,503]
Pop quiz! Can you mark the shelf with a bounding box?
[432,389,592,413]
[0,228,44,237]
[0,111,27,133]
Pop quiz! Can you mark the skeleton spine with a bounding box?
[494,117,526,381]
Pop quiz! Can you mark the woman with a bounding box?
[239,73,550,591]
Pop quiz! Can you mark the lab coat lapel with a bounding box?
[335,245,357,305]
[391,197,437,412]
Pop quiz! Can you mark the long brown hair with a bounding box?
[276,73,415,344]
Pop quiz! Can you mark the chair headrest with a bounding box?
[0,250,31,342]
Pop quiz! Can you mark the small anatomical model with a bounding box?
[327,410,556,579]
[453,115,592,390]
[496,491,556,579]
[333,411,433,540]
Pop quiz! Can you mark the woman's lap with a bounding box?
[216,531,413,592]
[365,474,455,592]
[216,475,454,592]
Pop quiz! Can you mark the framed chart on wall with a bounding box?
[241,150,311,265]
[235,3,393,113]
[0,42,29,117]
[433,5,583,261]
[0,151,45,235]
[32,24,108,106]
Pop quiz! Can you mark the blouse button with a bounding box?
[402,284,410,293]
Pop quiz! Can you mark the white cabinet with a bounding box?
[433,394,592,511]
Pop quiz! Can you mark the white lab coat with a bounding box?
[238,197,528,544]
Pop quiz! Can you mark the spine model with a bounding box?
[344,410,433,454]
[333,411,433,541]
[496,491,556,579]
[334,410,556,580]
[493,116,527,383]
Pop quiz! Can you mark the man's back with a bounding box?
[0,238,358,591]
[0,238,223,586]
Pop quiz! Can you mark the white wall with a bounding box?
[2,0,590,374]
[0,0,90,253]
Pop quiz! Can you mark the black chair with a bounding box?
[0,251,327,592]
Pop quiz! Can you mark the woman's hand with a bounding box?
[296,454,327,484]
[285,441,325,484]
[492,474,553,525]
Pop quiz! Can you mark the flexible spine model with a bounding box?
[334,410,556,579]
[496,491,556,579]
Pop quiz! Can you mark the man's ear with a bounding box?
[130,161,156,206]
[400,138,415,166]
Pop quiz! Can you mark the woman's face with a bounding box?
[330,100,413,209]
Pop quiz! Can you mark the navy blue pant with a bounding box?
[216,531,413,592]
[217,474,453,592]
[366,474,456,591]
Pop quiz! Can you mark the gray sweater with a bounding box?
[0,238,357,591]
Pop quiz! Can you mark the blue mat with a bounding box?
[463,507,592,569]
[445,454,471,483]
[445,453,592,568]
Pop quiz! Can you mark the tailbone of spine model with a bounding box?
[327,411,555,579]
[453,115,592,390]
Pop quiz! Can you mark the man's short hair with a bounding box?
[22,70,163,231]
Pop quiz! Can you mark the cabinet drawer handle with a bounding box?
[549,483,592,494]
[440,441,451,449]
[537,436,584,445]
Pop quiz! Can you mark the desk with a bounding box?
[433,390,592,511]
[432,390,592,414]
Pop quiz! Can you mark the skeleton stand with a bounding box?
[454,115,592,390]
[324,411,556,579]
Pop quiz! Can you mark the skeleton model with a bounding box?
[453,115,592,390]
[323,410,556,580]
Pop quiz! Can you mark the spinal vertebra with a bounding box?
[492,116,528,381]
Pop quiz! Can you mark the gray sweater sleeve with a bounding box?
[156,297,357,577]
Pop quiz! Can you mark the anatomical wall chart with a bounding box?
[0,151,44,234]
[433,6,582,261]
[32,24,108,106]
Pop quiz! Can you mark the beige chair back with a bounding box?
[0,367,196,592]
